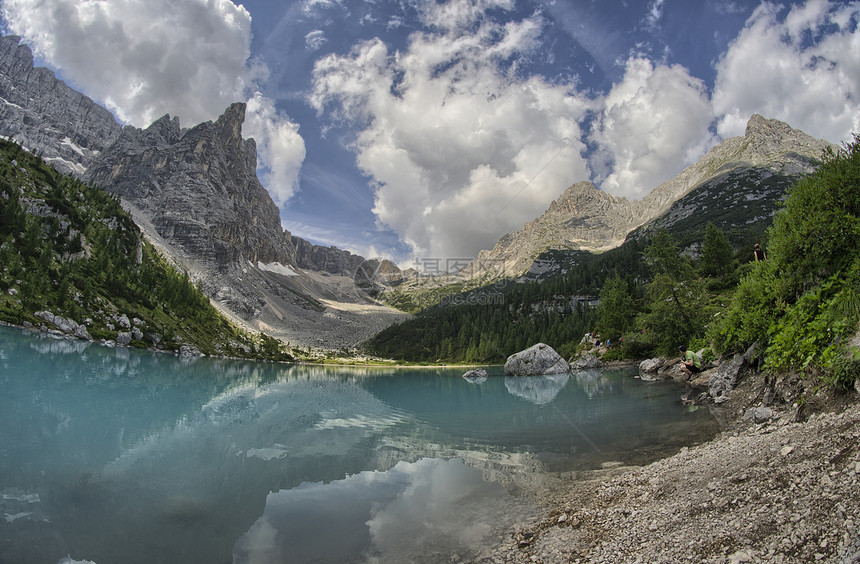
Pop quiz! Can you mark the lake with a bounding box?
[0,325,719,563]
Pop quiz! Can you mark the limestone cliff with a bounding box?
[0,35,408,348]
[0,35,121,175]
[84,104,291,274]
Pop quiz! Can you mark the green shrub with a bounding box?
[600,347,624,362]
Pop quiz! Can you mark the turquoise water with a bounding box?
[0,326,718,563]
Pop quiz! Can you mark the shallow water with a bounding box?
[0,326,719,563]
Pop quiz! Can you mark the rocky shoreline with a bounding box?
[486,370,860,563]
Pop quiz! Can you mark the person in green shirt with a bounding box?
[678,345,701,377]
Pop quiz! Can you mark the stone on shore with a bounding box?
[639,357,664,374]
[709,343,758,403]
[570,353,602,371]
[34,310,93,341]
[504,343,570,376]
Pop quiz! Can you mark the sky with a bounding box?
[1,0,859,269]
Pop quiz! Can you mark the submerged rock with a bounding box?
[504,343,570,376]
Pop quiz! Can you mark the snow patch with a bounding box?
[44,156,86,175]
[256,261,298,276]
[60,137,86,157]
[0,97,23,110]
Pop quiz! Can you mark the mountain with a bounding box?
[467,115,836,281]
[0,138,291,360]
[0,36,122,175]
[0,35,407,350]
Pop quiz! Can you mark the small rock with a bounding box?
[781,446,794,456]
[570,353,602,371]
[462,369,488,383]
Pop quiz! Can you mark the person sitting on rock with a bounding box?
[678,345,701,377]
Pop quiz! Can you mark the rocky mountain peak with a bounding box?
[465,114,836,281]
[217,102,247,147]
[0,35,121,176]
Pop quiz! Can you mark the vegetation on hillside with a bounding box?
[711,136,860,388]
[366,154,852,375]
[0,139,293,360]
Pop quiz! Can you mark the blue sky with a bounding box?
[2,0,859,267]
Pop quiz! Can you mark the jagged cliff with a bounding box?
[0,36,121,175]
[0,35,408,349]
[84,104,292,273]
[78,104,408,348]
[468,115,836,280]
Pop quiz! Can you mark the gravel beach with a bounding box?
[487,373,860,563]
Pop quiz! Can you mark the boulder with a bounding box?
[639,357,664,374]
[570,353,602,371]
[504,343,570,376]
[708,344,757,403]
[462,369,488,383]
[179,344,203,358]
[116,332,132,346]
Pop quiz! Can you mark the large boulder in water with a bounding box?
[504,343,570,376]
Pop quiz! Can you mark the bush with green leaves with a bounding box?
[711,135,860,385]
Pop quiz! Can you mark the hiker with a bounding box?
[754,243,767,262]
[678,345,701,377]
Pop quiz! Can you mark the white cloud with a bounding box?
[590,57,716,200]
[642,0,665,31]
[1,0,306,205]
[305,30,327,51]
[713,0,860,144]
[309,2,593,261]
[244,93,306,206]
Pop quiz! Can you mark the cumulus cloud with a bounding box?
[713,0,860,144]
[244,93,306,206]
[590,57,716,199]
[1,0,306,203]
[309,3,593,261]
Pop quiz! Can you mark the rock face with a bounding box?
[0,35,408,348]
[78,104,409,347]
[0,36,121,176]
[84,104,290,274]
[709,344,759,403]
[467,115,836,280]
[504,343,571,376]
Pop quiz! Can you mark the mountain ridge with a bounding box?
[466,114,836,281]
[0,34,408,349]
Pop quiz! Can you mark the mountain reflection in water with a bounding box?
[0,326,719,564]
